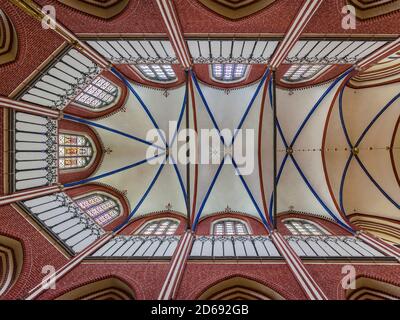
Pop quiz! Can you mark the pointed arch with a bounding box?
[346,277,400,300]
[0,235,23,297]
[56,277,135,300]
[197,276,285,300]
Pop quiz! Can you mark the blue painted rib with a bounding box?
[169,154,188,206]
[290,155,354,233]
[268,153,289,224]
[355,156,399,209]
[170,87,187,149]
[64,153,165,188]
[192,157,226,230]
[291,69,353,148]
[355,91,400,147]
[231,156,271,231]
[339,80,400,211]
[268,79,288,148]
[231,69,270,146]
[338,78,354,149]
[113,161,166,232]
[63,114,165,150]
[111,67,168,147]
[191,72,226,146]
[339,153,353,215]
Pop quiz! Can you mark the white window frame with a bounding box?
[281,64,331,84]
[210,218,252,236]
[210,64,250,84]
[283,218,331,236]
[136,218,180,236]
[132,64,178,84]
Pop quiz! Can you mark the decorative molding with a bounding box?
[197,0,276,20]
[0,9,18,66]
[58,0,130,19]
[348,0,400,20]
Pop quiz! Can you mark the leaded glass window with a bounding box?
[138,219,179,236]
[282,64,328,83]
[213,220,249,236]
[136,64,176,82]
[58,134,94,169]
[75,193,120,227]
[74,76,118,109]
[284,220,326,236]
[212,64,247,82]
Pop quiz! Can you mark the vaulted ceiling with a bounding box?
[0,0,399,238]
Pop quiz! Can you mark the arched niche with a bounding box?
[0,9,18,66]
[198,276,285,300]
[58,0,129,19]
[346,277,400,300]
[56,277,135,300]
[0,235,23,297]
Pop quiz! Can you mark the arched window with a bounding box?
[284,219,326,236]
[211,64,248,83]
[138,219,179,236]
[136,64,177,82]
[282,64,329,83]
[213,220,249,236]
[58,133,94,170]
[74,76,118,109]
[75,193,120,227]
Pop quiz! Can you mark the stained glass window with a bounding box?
[74,76,118,109]
[136,64,176,82]
[138,219,179,236]
[284,220,326,236]
[212,64,247,82]
[75,193,120,227]
[282,64,329,83]
[58,134,94,169]
[213,220,249,236]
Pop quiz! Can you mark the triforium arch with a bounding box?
[0,235,23,297]
[55,277,135,300]
[197,276,286,300]
[345,277,400,300]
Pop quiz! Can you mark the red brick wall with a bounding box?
[305,263,400,299]
[176,263,307,300]
[0,204,69,299]
[0,109,4,196]
[37,262,170,300]
[0,0,65,97]
[35,0,168,34]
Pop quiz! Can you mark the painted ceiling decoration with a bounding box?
[1,0,400,301]
[285,39,387,65]
[86,39,178,65]
[58,0,130,19]
[348,0,400,20]
[0,235,23,297]
[197,0,276,19]
[187,38,280,64]
[350,50,400,88]
[0,9,18,66]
